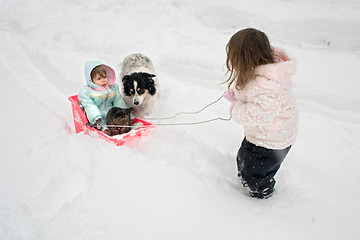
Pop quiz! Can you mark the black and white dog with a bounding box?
[120,53,160,117]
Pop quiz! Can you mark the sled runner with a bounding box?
[68,95,154,146]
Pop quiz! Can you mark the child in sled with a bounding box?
[78,61,130,135]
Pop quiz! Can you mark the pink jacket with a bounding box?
[229,48,299,150]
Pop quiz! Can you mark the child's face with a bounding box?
[92,73,107,86]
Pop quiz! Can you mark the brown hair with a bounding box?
[90,65,107,81]
[225,28,275,89]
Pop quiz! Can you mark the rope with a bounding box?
[142,92,226,120]
[103,116,232,128]
[149,116,232,126]
[98,92,231,128]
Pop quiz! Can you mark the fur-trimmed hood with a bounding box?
[84,61,117,91]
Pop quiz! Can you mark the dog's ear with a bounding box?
[147,77,157,95]
[122,75,130,82]
[142,73,156,82]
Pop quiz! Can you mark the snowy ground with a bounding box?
[1,0,360,239]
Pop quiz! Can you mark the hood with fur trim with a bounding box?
[84,61,117,91]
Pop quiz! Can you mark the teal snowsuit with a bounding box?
[78,61,129,128]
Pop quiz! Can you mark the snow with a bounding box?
[1,0,360,239]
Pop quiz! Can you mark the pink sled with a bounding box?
[68,95,154,146]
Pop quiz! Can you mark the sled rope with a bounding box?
[147,116,232,126]
[104,116,231,128]
[143,92,226,120]
[102,92,232,127]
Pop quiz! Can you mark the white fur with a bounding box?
[120,53,160,117]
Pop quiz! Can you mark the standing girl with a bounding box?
[224,28,299,199]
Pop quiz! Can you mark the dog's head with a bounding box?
[122,72,156,106]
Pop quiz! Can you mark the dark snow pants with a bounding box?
[237,138,291,198]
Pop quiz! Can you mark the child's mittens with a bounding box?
[90,118,103,130]
[223,89,236,115]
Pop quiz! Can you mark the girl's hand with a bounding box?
[224,89,236,102]
[223,90,236,116]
